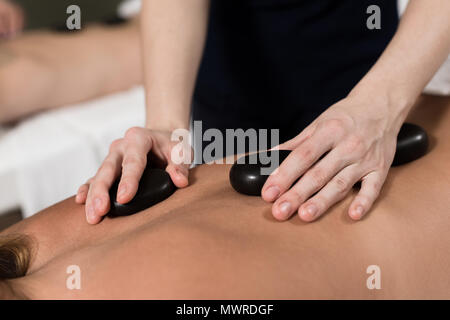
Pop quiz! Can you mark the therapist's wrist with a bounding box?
[342,84,414,137]
[145,96,191,132]
[349,76,417,127]
[145,117,190,132]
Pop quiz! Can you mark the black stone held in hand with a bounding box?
[229,123,429,196]
[108,168,176,217]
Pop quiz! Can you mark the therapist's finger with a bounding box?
[84,139,123,223]
[262,129,334,203]
[348,171,385,220]
[165,142,192,188]
[85,151,123,224]
[298,165,361,222]
[75,178,93,204]
[116,127,153,204]
[165,162,190,188]
[271,146,353,220]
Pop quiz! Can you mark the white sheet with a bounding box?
[0,129,20,213]
[0,86,145,218]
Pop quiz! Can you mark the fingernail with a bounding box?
[353,206,364,219]
[279,202,292,219]
[94,198,102,212]
[118,185,127,198]
[304,204,318,220]
[264,186,280,201]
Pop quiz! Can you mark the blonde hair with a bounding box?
[0,234,32,279]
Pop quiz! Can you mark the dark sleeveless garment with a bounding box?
[193,0,399,157]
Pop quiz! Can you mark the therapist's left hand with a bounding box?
[262,93,405,222]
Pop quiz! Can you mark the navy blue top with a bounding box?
[193,0,399,151]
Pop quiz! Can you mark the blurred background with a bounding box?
[13,0,125,30]
[0,0,448,230]
[0,0,143,229]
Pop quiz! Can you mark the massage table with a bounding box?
[0,86,145,217]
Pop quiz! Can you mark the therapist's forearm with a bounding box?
[352,0,450,124]
[141,0,210,131]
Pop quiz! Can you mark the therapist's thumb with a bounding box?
[165,142,192,188]
[166,163,190,188]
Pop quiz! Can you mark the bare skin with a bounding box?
[3,95,450,299]
[0,18,142,123]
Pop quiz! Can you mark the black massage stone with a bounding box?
[230,123,429,196]
[230,150,291,196]
[392,123,429,166]
[108,168,176,216]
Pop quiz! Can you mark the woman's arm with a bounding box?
[141,0,210,131]
[78,0,210,224]
[263,0,450,222]
[352,0,450,122]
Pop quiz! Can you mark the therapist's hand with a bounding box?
[0,0,24,39]
[76,127,191,224]
[262,93,405,222]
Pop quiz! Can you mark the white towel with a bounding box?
[2,86,145,218]
[11,115,99,217]
[424,58,450,96]
[117,0,141,19]
[0,128,20,213]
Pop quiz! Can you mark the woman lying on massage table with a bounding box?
[1,96,449,300]
[0,3,141,123]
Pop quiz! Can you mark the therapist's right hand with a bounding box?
[75,127,190,224]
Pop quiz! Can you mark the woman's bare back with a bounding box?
[3,95,450,299]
